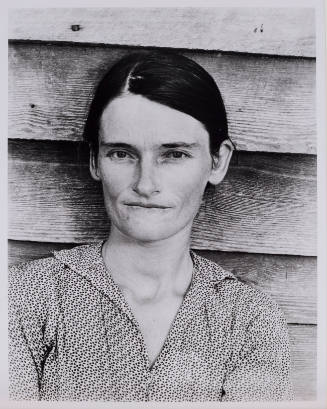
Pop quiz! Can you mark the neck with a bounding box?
[102,227,193,302]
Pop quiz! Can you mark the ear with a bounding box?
[89,148,101,182]
[208,139,233,185]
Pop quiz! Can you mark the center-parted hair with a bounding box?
[84,50,231,158]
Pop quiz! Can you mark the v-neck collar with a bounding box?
[53,241,237,369]
[53,241,236,302]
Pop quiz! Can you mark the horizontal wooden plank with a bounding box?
[289,324,316,400]
[8,8,315,57]
[6,240,317,400]
[8,240,316,325]
[8,140,317,256]
[8,42,316,154]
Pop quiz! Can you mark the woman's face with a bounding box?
[91,94,230,243]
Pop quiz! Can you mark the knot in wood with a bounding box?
[71,24,81,32]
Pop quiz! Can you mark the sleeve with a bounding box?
[221,294,294,401]
[8,263,51,400]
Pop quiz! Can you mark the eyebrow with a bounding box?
[100,142,134,149]
[161,143,200,149]
[99,142,201,149]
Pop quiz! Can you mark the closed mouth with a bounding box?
[124,202,170,209]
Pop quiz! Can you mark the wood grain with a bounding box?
[8,8,315,57]
[7,240,317,399]
[8,42,316,154]
[8,240,316,325]
[8,140,317,256]
[288,324,316,400]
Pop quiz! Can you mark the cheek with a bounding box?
[98,164,133,199]
[166,163,211,205]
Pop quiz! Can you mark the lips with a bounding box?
[124,202,170,209]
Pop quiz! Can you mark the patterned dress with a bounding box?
[9,242,293,401]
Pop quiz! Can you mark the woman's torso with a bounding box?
[9,242,293,401]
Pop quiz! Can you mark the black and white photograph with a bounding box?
[5,1,326,407]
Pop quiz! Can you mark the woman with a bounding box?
[9,50,293,401]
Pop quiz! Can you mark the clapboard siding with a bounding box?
[8,139,316,255]
[9,140,316,255]
[289,324,316,400]
[8,8,315,57]
[6,240,317,399]
[8,240,316,325]
[8,42,316,154]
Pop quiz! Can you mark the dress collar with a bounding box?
[53,241,237,370]
[54,241,235,285]
[53,241,236,319]
[53,241,135,321]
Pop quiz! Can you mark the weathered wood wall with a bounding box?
[8,8,316,400]
[9,43,316,153]
[8,8,315,57]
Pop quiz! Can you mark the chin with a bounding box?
[122,222,180,243]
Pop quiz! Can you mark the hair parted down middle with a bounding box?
[84,50,233,159]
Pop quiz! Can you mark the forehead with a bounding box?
[99,94,209,146]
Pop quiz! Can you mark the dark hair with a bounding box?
[84,50,232,158]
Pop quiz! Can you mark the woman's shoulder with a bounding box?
[193,252,286,323]
[8,243,96,304]
[9,255,64,314]
[9,254,61,288]
[9,242,99,278]
[9,248,72,283]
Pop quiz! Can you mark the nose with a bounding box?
[132,157,160,197]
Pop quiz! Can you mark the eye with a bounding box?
[164,150,190,159]
[107,150,133,160]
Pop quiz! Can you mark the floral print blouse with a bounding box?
[9,242,293,401]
